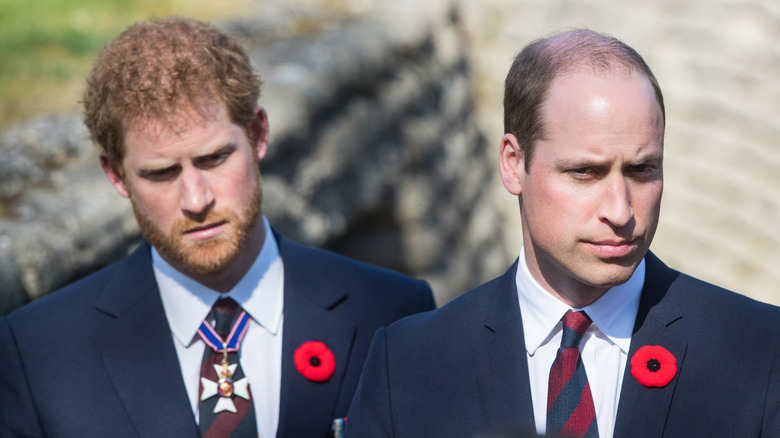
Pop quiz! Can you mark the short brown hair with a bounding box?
[503,29,665,171]
[83,16,262,164]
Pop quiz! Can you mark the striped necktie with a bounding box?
[198,298,258,437]
[546,310,599,437]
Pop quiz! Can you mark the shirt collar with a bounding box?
[154,216,284,347]
[515,245,643,356]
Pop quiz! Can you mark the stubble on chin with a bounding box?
[131,179,263,276]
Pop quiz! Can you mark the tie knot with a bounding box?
[560,310,592,349]
[212,297,240,337]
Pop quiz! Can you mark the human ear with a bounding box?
[99,150,130,198]
[250,106,269,162]
[498,133,525,195]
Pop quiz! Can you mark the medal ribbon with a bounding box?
[198,310,251,353]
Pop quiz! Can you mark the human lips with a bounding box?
[183,220,228,241]
[586,239,638,258]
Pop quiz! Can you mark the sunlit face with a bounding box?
[499,69,664,307]
[100,103,269,287]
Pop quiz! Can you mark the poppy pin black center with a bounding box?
[310,356,322,367]
[646,358,661,372]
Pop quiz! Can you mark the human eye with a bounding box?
[138,165,179,182]
[627,162,659,180]
[567,166,599,180]
[196,146,234,169]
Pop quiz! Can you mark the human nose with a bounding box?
[598,176,634,228]
[179,168,215,218]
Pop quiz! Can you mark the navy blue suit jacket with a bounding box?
[0,231,434,438]
[345,252,780,437]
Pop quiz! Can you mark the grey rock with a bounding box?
[0,0,508,314]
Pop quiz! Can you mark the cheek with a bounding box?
[536,180,593,222]
[524,178,576,233]
[222,164,259,206]
[631,182,663,219]
[130,186,177,223]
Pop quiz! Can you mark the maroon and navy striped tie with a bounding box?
[198,298,258,437]
[546,310,599,438]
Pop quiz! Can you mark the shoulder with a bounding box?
[276,230,432,297]
[275,231,420,280]
[646,252,780,334]
[677,271,780,326]
[5,242,152,332]
[274,231,435,324]
[381,266,518,350]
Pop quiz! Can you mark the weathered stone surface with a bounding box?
[0,114,89,202]
[4,0,779,314]
[0,0,506,313]
[456,0,780,305]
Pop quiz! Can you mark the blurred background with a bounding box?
[0,0,252,129]
[1,0,778,313]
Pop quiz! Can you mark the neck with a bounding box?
[544,283,608,309]
[522,244,609,309]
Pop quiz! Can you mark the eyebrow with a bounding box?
[134,142,239,175]
[555,151,663,169]
[199,143,237,158]
[136,163,179,178]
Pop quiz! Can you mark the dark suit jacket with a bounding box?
[345,252,780,437]
[0,231,435,438]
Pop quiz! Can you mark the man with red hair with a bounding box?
[0,16,433,438]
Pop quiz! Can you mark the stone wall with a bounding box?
[3,0,779,314]
[455,0,780,305]
[0,1,510,314]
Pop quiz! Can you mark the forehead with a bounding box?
[127,101,224,137]
[542,69,664,140]
[122,103,239,161]
[124,105,229,146]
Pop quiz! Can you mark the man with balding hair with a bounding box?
[345,29,780,437]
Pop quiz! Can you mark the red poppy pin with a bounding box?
[630,345,677,388]
[294,341,336,382]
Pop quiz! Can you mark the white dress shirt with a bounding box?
[515,245,643,438]
[154,216,284,438]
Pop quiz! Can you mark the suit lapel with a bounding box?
[614,252,687,437]
[94,243,200,438]
[471,253,688,435]
[473,261,536,432]
[275,233,356,437]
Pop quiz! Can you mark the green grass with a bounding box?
[0,0,249,128]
